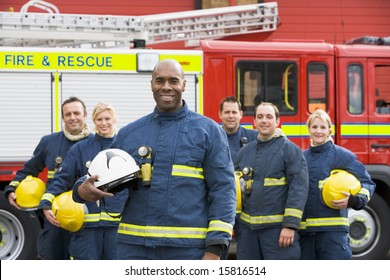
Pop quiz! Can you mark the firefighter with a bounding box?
[4,96,91,260]
[39,102,126,260]
[218,96,258,259]
[299,109,376,259]
[219,96,258,164]
[235,102,309,260]
[73,59,236,260]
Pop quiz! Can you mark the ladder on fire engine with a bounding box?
[0,0,279,48]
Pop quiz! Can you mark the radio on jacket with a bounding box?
[138,145,152,187]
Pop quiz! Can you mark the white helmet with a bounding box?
[88,148,139,193]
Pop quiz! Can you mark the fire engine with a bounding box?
[0,2,390,260]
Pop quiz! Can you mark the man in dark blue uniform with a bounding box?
[74,59,236,260]
[219,96,258,259]
[5,96,91,260]
[219,96,258,164]
[235,102,308,259]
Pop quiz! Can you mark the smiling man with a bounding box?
[234,102,309,260]
[5,96,91,260]
[73,59,236,260]
[151,59,185,112]
[219,96,258,165]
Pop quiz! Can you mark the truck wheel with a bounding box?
[0,192,40,260]
[349,193,390,259]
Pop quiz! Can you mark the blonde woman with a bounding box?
[299,109,375,259]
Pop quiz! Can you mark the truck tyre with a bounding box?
[349,193,390,260]
[0,192,40,260]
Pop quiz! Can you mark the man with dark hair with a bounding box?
[218,96,258,259]
[235,102,308,259]
[5,96,91,259]
[219,96,258,164]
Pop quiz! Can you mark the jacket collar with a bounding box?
[310,139,332,153]
[153,100,189,121]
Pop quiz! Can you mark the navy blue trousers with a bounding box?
[37,218,70,260]
[236,223,300,260]
[299,231,352,260]
[69,227,118,260]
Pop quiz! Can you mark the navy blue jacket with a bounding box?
[74,102,236,249]
[235,133,309,230]
[300,141,376,233]
[226,126,258,164]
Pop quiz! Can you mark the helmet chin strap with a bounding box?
[99,173,139,219]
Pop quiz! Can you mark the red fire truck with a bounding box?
[201,38,390,260]
[0,37,389,260]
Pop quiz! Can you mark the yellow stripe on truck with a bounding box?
[341,123,390,137]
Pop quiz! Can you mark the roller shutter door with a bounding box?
[0,72,52,161]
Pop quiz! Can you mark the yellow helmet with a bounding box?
[51,191,85,232]
[234,171,243,212]
[322,169,361,209]
[15,175,46,210]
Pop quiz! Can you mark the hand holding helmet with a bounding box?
[77,149,140,201]
[43,208,61,227]
[322,169,361,209]
[77,175,113,202]
[330,191,350,209]
[8,191,20,210]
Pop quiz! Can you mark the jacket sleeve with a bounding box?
[203,123,236,247]
[282,141,309,229]
[72,175,88,203]
[38,144,82,209]
[335,147,376,210]
[4,136,48,198]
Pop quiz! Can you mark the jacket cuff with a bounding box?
[348,195,361,209]
[72,184,86,203]
[38,200,51,210]
[205,244,227,257]
[4,185,16,199]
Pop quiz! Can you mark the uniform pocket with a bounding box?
[69,230,89,259]
[329,233,352,259]
[37,228,49,258]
